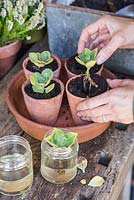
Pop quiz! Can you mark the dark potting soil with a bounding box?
[67,55,102,75]
[68,75,108,98]
[25,80,61,99]
[26,59,58,73]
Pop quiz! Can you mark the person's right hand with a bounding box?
[78,15,134,65]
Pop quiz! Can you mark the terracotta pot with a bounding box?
[6,70,113,142]
[23,54,61,80]
[64,59,103,79]
[22,78,64,126]
[66,74,109,126]
[0,41,22,78]
[66,75,89,126]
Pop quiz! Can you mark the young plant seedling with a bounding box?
[29,51,53,68]
[30,68,55,94]
[45,128,77,148]
[43,128,78,180]
[75,48,98,90]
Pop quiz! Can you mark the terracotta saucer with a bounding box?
[6,68,115,143]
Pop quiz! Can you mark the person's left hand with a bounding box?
[76,79,134,124]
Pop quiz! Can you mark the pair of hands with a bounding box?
[77,15,134,124]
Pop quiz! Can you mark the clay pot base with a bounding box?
[26,59,58,73]
[6,68,116,143]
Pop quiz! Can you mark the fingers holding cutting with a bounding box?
[77,91,110,111]
[77,104,110,118]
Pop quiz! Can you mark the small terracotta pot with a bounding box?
[0,41,22,78]
[22,78,64,126]
[23,54,61,80]
[66,75,89,126]
[64,59,103,79]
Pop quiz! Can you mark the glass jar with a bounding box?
[0,135,33,196]
[41,129,79,184]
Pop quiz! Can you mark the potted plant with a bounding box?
[22,68,64,126]
[41,128,79,184]
[23,51,61,80]
[65,48,103,78]
[66,48,108,125]
[0,0,45,78]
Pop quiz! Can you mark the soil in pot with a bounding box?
[67,54,102,75]
[68,74,108,98]
[25,80,61,99]
[26,59,58,73]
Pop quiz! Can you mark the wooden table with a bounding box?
[0,37,134,200]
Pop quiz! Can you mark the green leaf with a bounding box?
[30,69,54,94]
[41,68,53,82]
[45,83,55,94]
[79,48,91,63]
[75,57,85,67]
[75,48,98,68]
[90,48,98,60]
[29,52,38,63]
[30,72,41,85]
[29,51,53,67]
[39,51,51,61]
[45,128,77,148]
[32,85,44,93]
[52,128,65,146]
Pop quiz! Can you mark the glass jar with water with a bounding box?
[0,135,33,196]
[41,128,79,184]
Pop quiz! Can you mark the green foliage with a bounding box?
[29,51,53,67]
[75,48,98,69]
[75,48,98,89]
[30,68,55,94]
[0,0,45,47]
[45,128,77,148]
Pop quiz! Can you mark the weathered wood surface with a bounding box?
[0,36,134,200]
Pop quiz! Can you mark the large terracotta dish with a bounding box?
[6,68,115,143]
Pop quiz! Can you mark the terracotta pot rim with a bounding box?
[66,74,87,100]
[66,73,109,100]
[0,40,22,59]
[22,77,64,102]
[6,71,109,130]
[64,59,77,77]
[0,40,21,50]
[65,58,103,77]
[23,54,61,75]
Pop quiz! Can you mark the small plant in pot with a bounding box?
[22,68,64,126]
[23,51,61,80]
[41,128,79,184]
[0,0,45,78]
[65,48,103,78]
[66,49,108,125]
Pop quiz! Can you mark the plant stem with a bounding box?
[86,68,98,88]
